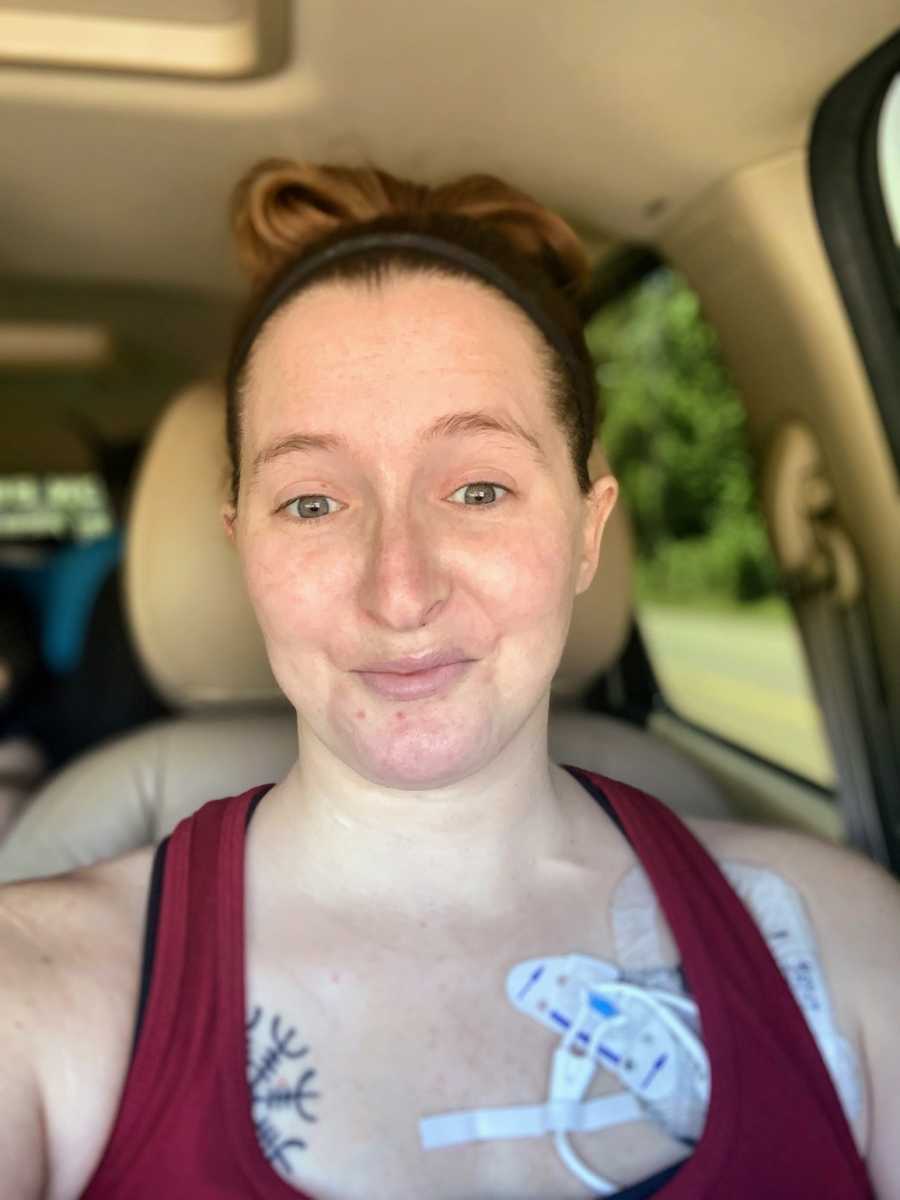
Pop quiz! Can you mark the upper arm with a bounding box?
[0,888,53,1199]
[846,854,900,1199]
[689,816,900,1191]
[770,831,900,1197]
[0,854,153,1200]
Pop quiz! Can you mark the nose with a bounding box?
[358,505,450,631]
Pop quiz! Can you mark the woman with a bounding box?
[0,160,896,1200]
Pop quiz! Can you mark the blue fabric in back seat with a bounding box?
[1,531,121,673]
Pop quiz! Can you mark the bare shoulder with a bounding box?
[0,847,156,1198]
[681,812,899,927]
[679,812,900,984]
[683,813,900,1184]
[0,845,155,995]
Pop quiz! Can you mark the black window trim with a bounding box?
[809,27,900,475]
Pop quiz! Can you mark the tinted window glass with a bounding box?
[0,472,114,542]
[586,268,836,788]
[877,74,900,246]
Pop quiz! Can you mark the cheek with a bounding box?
[465,520,577,629]
[467,520,580,703]
[240,529,355,659]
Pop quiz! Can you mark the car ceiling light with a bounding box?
[0,0,262,78]
[0,321,113,367]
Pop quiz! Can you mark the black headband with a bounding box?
[226,230,591,411]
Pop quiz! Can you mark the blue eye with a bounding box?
[282,494,342,519]
[448,482,509,506]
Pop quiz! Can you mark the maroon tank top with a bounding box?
[79,767,874,1199]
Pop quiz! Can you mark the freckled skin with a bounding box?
[225,272,616,791]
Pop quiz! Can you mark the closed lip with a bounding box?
[355,648,471,675]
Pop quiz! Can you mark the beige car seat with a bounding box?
[0,385,731,883]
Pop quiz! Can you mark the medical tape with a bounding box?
[419,1089,643,1149]
[420,954,706,1196]
[420,954,709,1147]
[719,860,864,1122]
[418,857,864,1194]
[506,955,710,1111]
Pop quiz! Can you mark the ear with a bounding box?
[222,504,237,545]
[575,473,618,595]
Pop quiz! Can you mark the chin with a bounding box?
[290,648,555,788]
[355,720,501,787]
[321,696,501,787]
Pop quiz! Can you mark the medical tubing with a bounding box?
[548,984,705,1191]
[549,995,621,1194]
[602,982,710,1088]
[554,1129,619,1195]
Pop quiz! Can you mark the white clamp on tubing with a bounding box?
[418,953,710,1195]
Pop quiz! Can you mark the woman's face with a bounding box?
[226,272,616,788]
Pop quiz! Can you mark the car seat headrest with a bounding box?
[126,384,633,708]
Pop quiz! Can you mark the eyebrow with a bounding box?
[251,409,547,479]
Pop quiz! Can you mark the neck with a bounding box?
[250,707,592,945]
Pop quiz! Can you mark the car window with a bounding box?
[877,74,900,247]
[585,267,836,789]
[0,472,114,543]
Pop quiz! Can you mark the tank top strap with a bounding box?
[567,767,872,1198]
[82,786,268,1192]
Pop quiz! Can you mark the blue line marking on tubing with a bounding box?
[550,1010,571,1028]
[598,1045,621,1064]
[640,1054,667,1089]
[589,993,618,1017]
[517,965,544,1001]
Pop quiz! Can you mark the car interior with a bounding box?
[0,1,898,887]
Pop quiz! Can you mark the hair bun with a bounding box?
[231,158,592,297]
[429,172,592,297]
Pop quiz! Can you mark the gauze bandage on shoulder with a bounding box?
[418,860,862,1196]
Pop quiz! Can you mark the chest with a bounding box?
[241,901,691,1199]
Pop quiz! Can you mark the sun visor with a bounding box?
[0,1,268,78]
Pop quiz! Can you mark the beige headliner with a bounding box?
[0,0,897,298]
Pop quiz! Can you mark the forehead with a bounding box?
[243,271,553,434]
